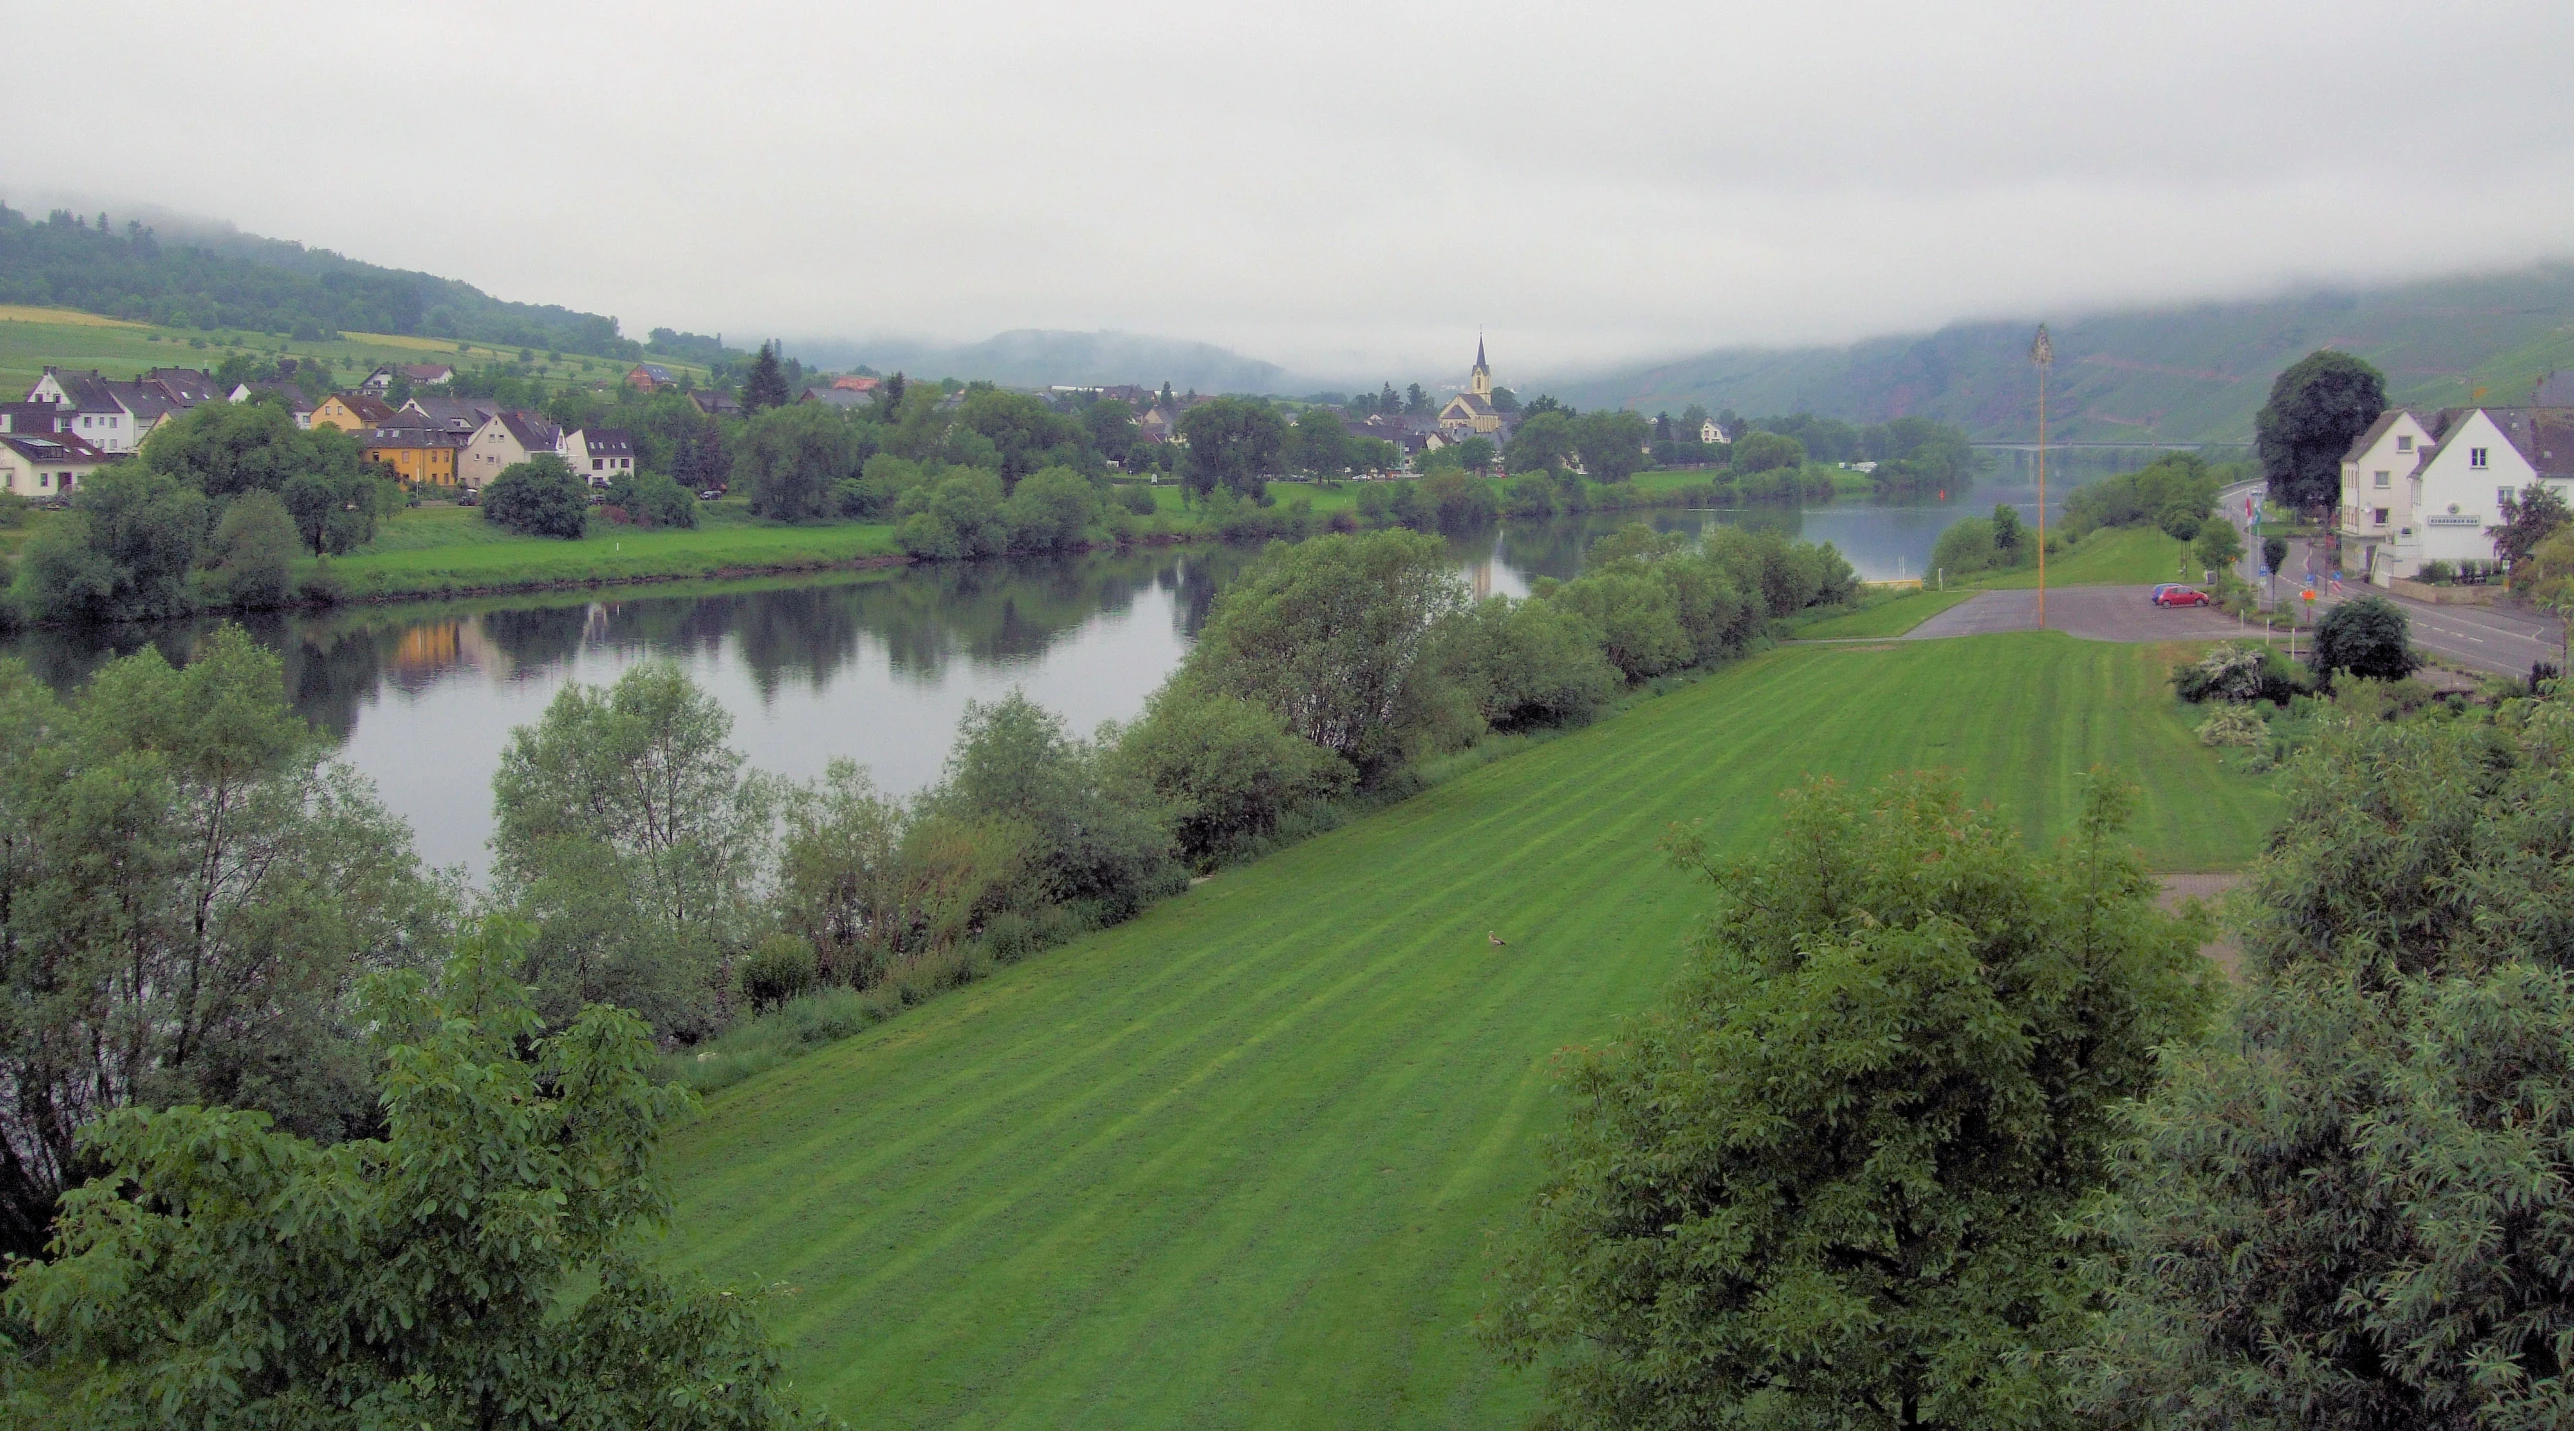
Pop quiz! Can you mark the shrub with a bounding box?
[604,469,698,529]
[1103,687,1354,868]
[2417,558,2455,584]
[897,469,1007,559]
[1730,429,1805,474]
[1930,515,2002,576]
[2194,704,2266,747]
[482,454,589,539]
[736,402,863,521]
[1441,595,1621,730]
[197,491,298,609]
[12,466,208,623]
[2171,641,2306,705]
[737,933,820,1012]
[1114,482,1158,516]
[2310,594,2419,683]
[1003,465,1099,552]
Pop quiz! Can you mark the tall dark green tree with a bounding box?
[1177,397,1285,500]
[2255,349,2386,512]
[2309,593,2418,682]
[1487,772,2214,1431]
[741,340,794,415]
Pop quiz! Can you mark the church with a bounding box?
[1436,338,1509,440]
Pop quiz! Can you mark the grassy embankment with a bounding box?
[659,632,2276,1430]
[311,503,907,600]
[0,303,704,396]
[1790,527,2199,639]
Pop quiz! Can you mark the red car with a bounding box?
[2150,584,2212,608]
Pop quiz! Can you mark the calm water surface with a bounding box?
[6,498,2048,876]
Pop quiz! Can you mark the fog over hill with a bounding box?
[786,330,1288,396]
[1544,266,2574,444]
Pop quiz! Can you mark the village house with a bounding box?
[0,428,110,498]
[312,391,399,433]
[229,381,317,427]
[462,409,564,487]
[24,366,219,453]
[689,390,741,418]
[1701,418,1729,444]
[361,419,468,487]
[558,427,636,485]
[830,374,880,394]
[401,395,502,434]
[800,385,872,411]
[2339,394,2574,584]
[360,363,455,394]
[627,363,675,392]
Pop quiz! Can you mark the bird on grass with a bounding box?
[1488,931,1508,947]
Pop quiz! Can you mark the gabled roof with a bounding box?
[106,379,181,424]
[143,368,222,405]
[801,386,871,409]
[0,400,71,434]
[326,392,399,423]
[630,363,674,381]
[403,395,499,432]
[363,423,468,449]
[690,391,740,415]
[2413,406,2574,480]
[2341,408,2433,465]
[493,410,561,450]
[36,369,125,415]
[232,380,316,411]
[398,364,455,382]
[572,427,634,455]
[1,430,111,465]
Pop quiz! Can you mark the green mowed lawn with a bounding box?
[1794,585,1979,637]
[1976,524,2199,589]
[660,634,2276,1430]
[314,505,905,597]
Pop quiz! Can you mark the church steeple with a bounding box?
[1470,333,1491,399]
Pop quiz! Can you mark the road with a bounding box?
[2215,479,2563,679]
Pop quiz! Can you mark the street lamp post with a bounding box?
[2031,325,2052,629]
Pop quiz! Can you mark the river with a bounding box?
[3,496,2057,875]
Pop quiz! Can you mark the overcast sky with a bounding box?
[17,1,2574,383]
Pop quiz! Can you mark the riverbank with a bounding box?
[657,632,2278,1427]
[292,470,1850,605]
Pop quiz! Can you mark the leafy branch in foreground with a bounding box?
[4,919,833,1431]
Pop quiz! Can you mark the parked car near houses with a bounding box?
[2150,584,2212,608]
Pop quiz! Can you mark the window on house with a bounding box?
[2373,470,2390,488]
[2397,435,2414,452]
[2471,447,2490,469]
[2372,508,2389,527]
[2502,487,2517,507]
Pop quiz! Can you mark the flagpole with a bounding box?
[2031,325,2053,630]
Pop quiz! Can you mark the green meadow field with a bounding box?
[659,633,2276,1429]
[1975,523,2198,588]
[312,503,906,599]
[0,304,702,398]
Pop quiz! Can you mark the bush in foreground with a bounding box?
[1487,772,2214,1430]
[3,923,832,1431]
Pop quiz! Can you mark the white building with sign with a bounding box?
[2340,404,2574,584]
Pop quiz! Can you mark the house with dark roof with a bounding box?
[559,427,636,486]
[26,368,145,452]
[627,363,676,392]
[313,391,399,433]
[690,391,741,417]
[462,409,564,488]
[360,363,456,394]
[361,419,469,488]
[401,395,503,433]
[800,385,872,411]
[2340,402,2574,584]
[0,427,111,497]
[229,381,318,428]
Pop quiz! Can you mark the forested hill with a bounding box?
[0,203,643,359]
[1553,265,2574,444]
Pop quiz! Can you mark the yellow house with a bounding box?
[313,391,398,433]
[362,422,467,487]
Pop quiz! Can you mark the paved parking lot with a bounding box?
[1906,585,2254,643]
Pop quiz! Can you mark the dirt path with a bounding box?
[2157,871,2245,977]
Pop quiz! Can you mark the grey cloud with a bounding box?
[13,0,2572,386]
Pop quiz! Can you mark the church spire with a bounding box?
[1475,332,1487,373]
[1470,333,1492,399]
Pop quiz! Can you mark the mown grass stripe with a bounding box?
[660,633,2277,1428]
